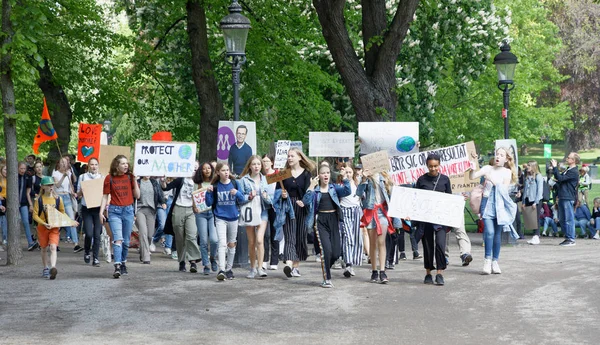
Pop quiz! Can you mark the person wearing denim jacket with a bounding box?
[272,188,294,242]
[356,171,395,284]
[239,155,273,278]
[302,165,351,288]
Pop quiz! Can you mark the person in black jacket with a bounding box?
[550,152,580,246]
[136,176,166,264]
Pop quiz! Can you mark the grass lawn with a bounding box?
[519,143,600,172]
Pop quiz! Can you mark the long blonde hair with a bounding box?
[497,147,517,183]
[527,160,540,176]
[239,155,263,178]
[285,148,316,175]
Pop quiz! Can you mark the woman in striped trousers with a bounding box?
[338,163,363,278]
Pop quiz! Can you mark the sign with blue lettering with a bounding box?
[134,141,197,177]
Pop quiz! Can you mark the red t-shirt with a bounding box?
[103,174,135,206]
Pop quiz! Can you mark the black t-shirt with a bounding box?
[30,175,42,198]
[415,173,452,194]
[318,191,335,211]
[18,174,32,206]
[277,169,311,199]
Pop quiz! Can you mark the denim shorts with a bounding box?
[261,209,268,222]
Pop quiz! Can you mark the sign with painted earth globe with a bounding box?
[396,136,416,153]
[179,145,193,160]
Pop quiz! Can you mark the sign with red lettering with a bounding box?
[133,141,197,177]
[77,123,102,163]
[192,188,210,213]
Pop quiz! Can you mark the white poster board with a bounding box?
[133,141,197,177]
[359,122,419,156]
[274,140,291,169]
[388,186,466,228]
[309,132,355,158]
[192,188,210,213]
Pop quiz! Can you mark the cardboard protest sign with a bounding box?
[388,186,466,228]
[309,132,355,158]
[388,141,479,193]
[216,121,257,175]
[359,122,419,156]
[274,140,291,169]
[77,123,102,163]
[360,150,390,175]
[80,178,104,208]
[192,188,210,213]
[495,139,519,178]
[99,145,131,176]
[134,141,197,177]
[46,207,77,228]
[266,169,292,185]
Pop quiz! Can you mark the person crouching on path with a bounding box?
[33,176,78,279]
[414,154,452,286]
[99,155,140,279]
[205,162,248,281]
[303,164,351,288]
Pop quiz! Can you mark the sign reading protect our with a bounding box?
[134,141,197,177]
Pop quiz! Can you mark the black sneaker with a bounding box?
[343,265,352,278]
[386,262,395,270]
[27,241,39,251]
[379,271,389,284]
[190,262,198,273]
[559,240,576,246]
[217,270,226,281]
[435,274,445,286]
[113,264,121,279]
[84,254,91,264]
[399,252,407,260]
[370,270,378,283]
[283,266,293,278]
[49,267,58,280]
[413,251,422,260]
[73,245,83,253]
[225,270,235,280]
[461,253,473,266]
[120,263,128,276]
[92,258,100,267]
[179,261,186,272]
[424,274,433,284]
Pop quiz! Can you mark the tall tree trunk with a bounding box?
[313,0,420,122]
[1,0,23,264]
[186,0,224,163]
[37,60,73,169]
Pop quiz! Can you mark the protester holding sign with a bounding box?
[356,169,394,284]
[53,158,79,252]
[276,148,316,278]
[239,155,272,279]
[99,155,140,279]
[337,163,363,278]
[135,175,166,264]
[469,148,518,275]
[414,154,452,286]
[33,176,78,280]
[192,162,218,275]
[261,154,279,270]
[76,158,103,266]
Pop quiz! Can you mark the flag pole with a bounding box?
[54,139,63,158]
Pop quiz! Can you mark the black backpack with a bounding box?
[38,196,61,217]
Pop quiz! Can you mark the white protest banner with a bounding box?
[495,139,518,177]
[359,122,419,156]
[360,150,390,175]
[134,141,197,177]
[388,141,479,193]
[309,132,355,158]
[388,186,466,228]
[274,140,291,169]
[192,188,210,213]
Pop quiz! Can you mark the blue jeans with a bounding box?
[19,205,34,246]
[595,217,600,231]
[557,199,575,241]
[153,196,173,248]
[0,215,7,242]
[483,218,502,260]
[108,204,134,264]
[542,217,558,234]
[574,218,592,237]
[196,211,217,266]
[59,195,78,244]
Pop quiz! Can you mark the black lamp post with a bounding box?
[220,0,251,122]
[493,42,519,139]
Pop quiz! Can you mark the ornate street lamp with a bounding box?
[493,42,519,139]
[220,0,251,121]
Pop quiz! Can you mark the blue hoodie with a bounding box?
[205,180,247,221]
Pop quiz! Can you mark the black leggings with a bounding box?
[263,207,279,265]
[316,212,341,280]
[422,223,447,271]
[82,206,102,259]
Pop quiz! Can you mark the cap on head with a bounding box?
[41,176,54,186]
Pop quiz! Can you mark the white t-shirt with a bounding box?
[340,182,361,208]
[52,170,72,194]
[176,178,195,207]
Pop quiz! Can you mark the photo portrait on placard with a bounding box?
[216,121,257,176]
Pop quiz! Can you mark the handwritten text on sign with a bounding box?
[134,141,197,177]
[274,140,291,169]
[388,141,479,193]
[266,169,292,185]
[308,132,355,157]
[192,188,210,213]
[360,150,390,175]
[387,186,465,228]
[77,123,102,163]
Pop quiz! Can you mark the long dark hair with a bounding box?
[193,162,214,184]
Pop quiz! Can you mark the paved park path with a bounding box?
[1,234,599,345]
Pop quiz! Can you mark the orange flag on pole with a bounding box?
[32,98,58,154]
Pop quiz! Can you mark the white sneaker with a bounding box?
[164,248,172,255]
[527,235,540,245]
[262,262,268,270]
[171,252,178,260]
[268,265,278,270]
[246,268,257,279]
[315,254,321,263]
[291,268,301,277]
[349,266,356,276]
[482,258,492,275]
[149,243,156,252]
[257,268,267,277]
[593,232,600,240]
[332,259,342,269]
[491,260,502,274]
